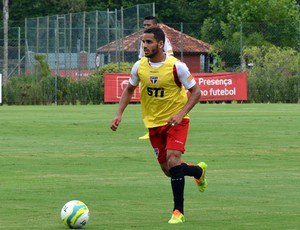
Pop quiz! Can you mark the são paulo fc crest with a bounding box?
[150,76,158,84]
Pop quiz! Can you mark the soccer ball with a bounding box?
[61,200,90,229]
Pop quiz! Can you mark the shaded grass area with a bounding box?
[0,104,299,229]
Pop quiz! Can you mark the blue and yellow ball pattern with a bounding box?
[61,200,89,229]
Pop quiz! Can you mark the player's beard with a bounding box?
[145,45,159,59]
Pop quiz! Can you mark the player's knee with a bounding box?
[160,163,171,177]
[166,150,181,168]
[163,168,171,177]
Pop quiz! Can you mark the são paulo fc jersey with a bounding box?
[129,55,196,128]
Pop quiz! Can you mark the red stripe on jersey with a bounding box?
[173,65,182,88]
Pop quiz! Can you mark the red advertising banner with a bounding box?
[193,72,248,101]
[104,73,140,102]
[104,72,247,102]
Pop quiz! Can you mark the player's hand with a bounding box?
[167,114,183,127]
[110,116,122,131]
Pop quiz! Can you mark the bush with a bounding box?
[2,62,133,105]
[247,74,300,103]
[244,45,300,103]
[5,75,43,105]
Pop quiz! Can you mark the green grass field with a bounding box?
[0,104,299,229]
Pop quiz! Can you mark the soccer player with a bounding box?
[138,16,173,140]
[110,27,208,224]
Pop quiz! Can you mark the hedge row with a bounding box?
[247,75,300,103]
[2,62,133,105]
[2,72,300,105]
[3,74,103,105]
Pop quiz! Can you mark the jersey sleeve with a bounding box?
[175,61,196,90]
[129,60,141,86]
[164,37,173,56]
[138,40,144,59]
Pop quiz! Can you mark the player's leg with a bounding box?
[149,126,170,177]
[181,162,202,178]
[166,149,185,224]
[165,120,190,224]
[181,162,208,192]
[194,162,208,192]
[160,162,171,177]
[148,123,186,223]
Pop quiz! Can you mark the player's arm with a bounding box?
[178,84,201,118]
[115,82,137,118]
[111,61,140,131]
[110,83,137,131]
[167,61,201,126]
[167,84,200,126]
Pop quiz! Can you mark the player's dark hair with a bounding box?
[144,27,165,45]
[144,16,158,24]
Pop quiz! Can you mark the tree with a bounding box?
[227,0,300,49]
[6,0,86,27]
[244,45,300,79]
[244,45,300,103]
[201,0,300,70]
[86,0,210,26]
[155,0,210,25]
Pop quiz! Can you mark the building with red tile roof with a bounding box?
[97,24,214,73]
